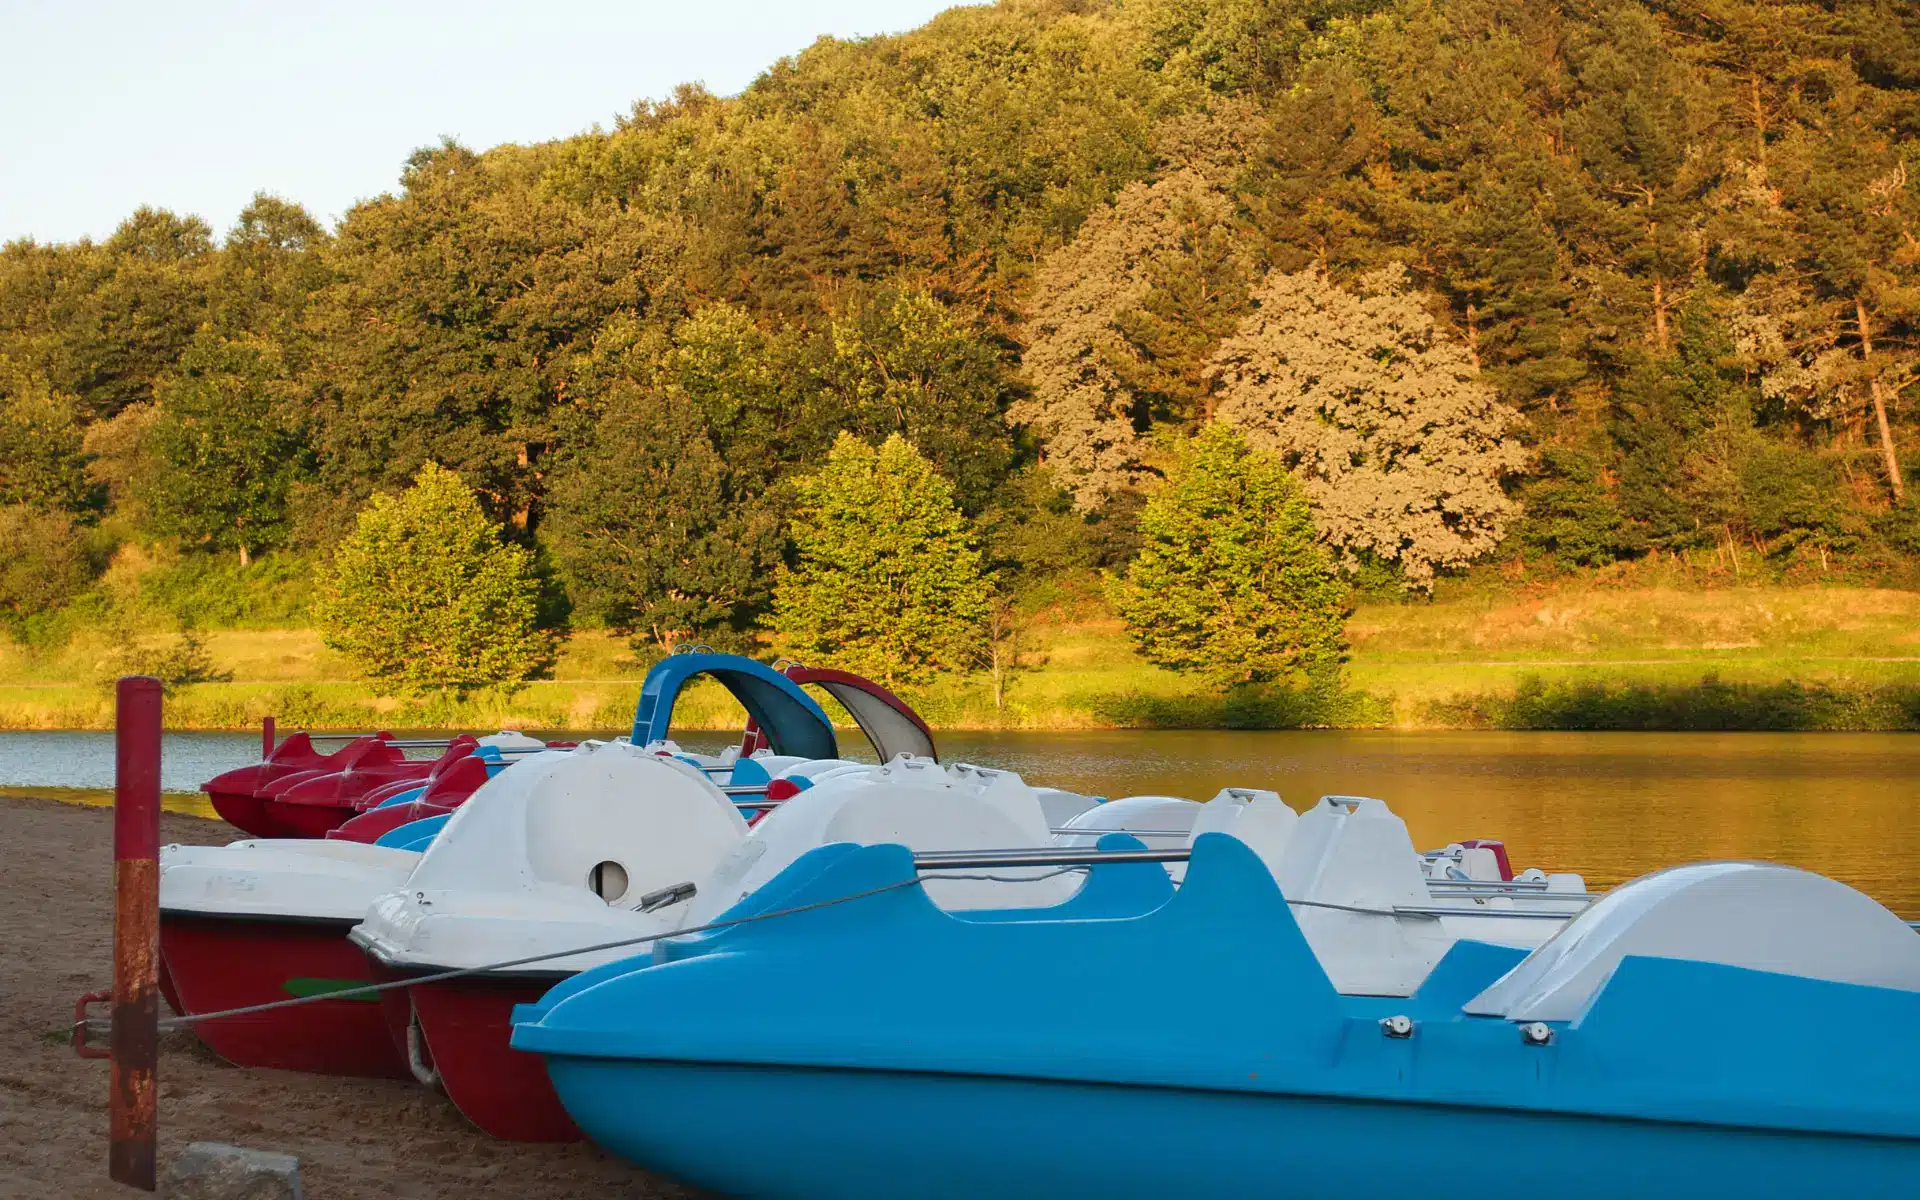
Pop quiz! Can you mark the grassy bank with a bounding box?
[5,584,1920,732]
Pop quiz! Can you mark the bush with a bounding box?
[135,552,314,628]
[1425,673,1920,732]
[314,463,553,694]
[1107,425,1349,687]
[100,621,231,696]
[0,504,95,636]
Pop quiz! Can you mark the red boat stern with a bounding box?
[394,969,582,1141]
[159,912,409,1079]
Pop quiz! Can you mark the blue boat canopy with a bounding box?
[631,652,838,761]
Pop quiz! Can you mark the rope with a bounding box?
[133,877,923,1033]
[93,870,1552,1038]
[132,868,1086,1033]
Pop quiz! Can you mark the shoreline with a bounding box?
[6,670,1920,734]
[10,588,1920,734]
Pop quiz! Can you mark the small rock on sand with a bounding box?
[162,1142,302,1199]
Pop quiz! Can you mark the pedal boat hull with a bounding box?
[158,911,408,1079]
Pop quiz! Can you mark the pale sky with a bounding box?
[0,1,972,246]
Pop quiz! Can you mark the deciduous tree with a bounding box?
[1108,424,1347,686]
[144,333,311,564]
[1211,264,1528,587]
[771,433,989,686]
[0,357,96,512]
[1013,170,1251,507]
[314,463,551,692]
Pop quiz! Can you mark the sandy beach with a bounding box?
[0,795,701,1199]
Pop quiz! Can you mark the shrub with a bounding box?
[314,463,552,693]
[1107,424,1349,687]
[771,433,990,686]
[0,504,95,636]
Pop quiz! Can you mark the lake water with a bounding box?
[3,727,1915,917]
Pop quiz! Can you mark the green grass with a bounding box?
[6,583,1920,731]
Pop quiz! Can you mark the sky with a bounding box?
[0,0,971,246]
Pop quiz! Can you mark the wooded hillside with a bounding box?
[5,0,1919,652]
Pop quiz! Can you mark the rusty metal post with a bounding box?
[262,714,275,759]
[111,676,162,1192]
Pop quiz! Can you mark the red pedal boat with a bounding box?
[326,753,495,844]
[201,732,391,836]
[158,839,425,1078]
[265,736,476,838]
[349,653,948,1141]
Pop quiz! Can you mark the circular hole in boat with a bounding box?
[589,860,630,903]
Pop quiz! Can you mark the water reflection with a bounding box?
[4,727,1914,916]
[936,730,1920,917]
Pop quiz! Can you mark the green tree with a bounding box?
[314,463,551,692]
[144,333,311,564]
[813,287,1017,511]
[0,504,93,634]
[1109,424,1347,686]
[208,193,331,341]
[0,357,96,512]
[1513,447,1639,568]
[661,304,811,496]
[304,140,650,524]
[771,433,990,686]
[73,208,216,419]
[543,383,780,649]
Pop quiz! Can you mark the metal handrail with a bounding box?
[912,847,1191,870]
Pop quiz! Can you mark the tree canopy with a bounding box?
[1109,424,1349,686]
[3,0,1920,652]
[771,433,991,686]
[314,463,551,692]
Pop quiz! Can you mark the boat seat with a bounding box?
[1182,788,1293,884]
[685,759,1074,925]
[1275,796,1454,997]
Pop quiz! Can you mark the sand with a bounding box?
[0,796,705,1199]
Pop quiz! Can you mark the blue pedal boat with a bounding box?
[512,833,1920,1200]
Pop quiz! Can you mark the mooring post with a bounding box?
[111,675,162,1192]
[262,714,275,759]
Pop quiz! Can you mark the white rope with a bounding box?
[139,877,924,1032]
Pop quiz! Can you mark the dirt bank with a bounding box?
[0,795,702,1199]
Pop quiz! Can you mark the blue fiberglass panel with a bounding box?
[516,833,1920,1141]
[513,831,1920,1197]
[541,1056,1920,1200]
[374,813,451,851]
[373,784,428,809]
[630,653,837,760]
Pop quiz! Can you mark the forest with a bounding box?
[3,0,1919,714]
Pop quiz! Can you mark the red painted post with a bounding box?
[262,714,276,759]
[111,676,162,1192]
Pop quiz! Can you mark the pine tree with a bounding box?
[314,463,551,693]
[771,433,990,686]
[1108,424,1347,687]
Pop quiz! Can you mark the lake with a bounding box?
[3,727,1915,917]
